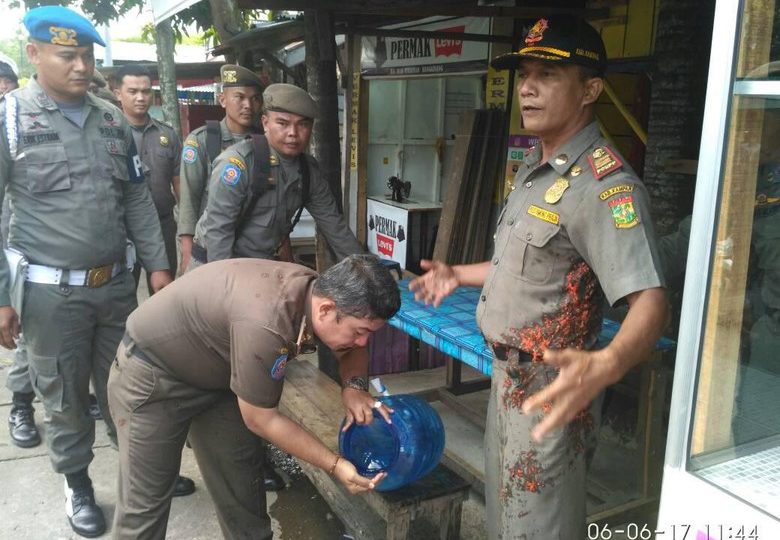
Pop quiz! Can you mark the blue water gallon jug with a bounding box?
[338,394,445,492]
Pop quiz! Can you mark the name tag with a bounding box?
[527,205,560,225]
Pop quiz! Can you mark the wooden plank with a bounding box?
[433,110,476,263]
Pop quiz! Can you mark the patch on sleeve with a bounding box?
[229,157,246,170]
[588,146,623,180]
[220,163,243,186]
[182,145,198,164]
[608,195,639,228]
[527,204,560,225]
[270,348,290,380]
[598,184,634,201]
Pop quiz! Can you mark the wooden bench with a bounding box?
[279,360,471,540]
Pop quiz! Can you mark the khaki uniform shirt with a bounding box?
[0,78,169,306]
[477,122,664,358]
[194,139,362,261]
[178,118,245,236]
[125,259,316,408]
[133,116,181,217]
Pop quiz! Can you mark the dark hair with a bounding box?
[578,65,603,81]
[115,64,152,86]
[313,254,401,320]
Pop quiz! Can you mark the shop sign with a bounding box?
[367,199,409,267]
[361,17,489,77]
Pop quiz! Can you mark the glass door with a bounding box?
[659,0,780,536]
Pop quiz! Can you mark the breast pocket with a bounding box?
[105,140,131,182]
[25,145,72,193]
[505,214,561,284]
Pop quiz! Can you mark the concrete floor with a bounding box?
[0,347,490,540]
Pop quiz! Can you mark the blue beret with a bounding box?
[23,6,105,48]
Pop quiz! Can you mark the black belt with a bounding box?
[121,334,157,367]
[191,243,207,264]
[491,343,533,363]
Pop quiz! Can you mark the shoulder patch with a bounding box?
[527,204,560,225]
[588,146,623,180]
[599,184,634,201]
[229,156,246,170]
[182,144,198,164]
[608,195,639,228]
[270,348,291,380]
[220,162,243,186]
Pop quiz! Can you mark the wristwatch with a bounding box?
[343,376,368,392]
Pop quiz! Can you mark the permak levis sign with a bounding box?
[367,199,408,267]
[361,16,489,77]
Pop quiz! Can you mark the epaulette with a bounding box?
[587,146,623,181]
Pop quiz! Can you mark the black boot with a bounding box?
[173,475,196,497]
[8,392,40,448]
[64,472,106,538]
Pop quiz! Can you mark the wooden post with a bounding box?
[691,0,774,454]
[305,10,342,270]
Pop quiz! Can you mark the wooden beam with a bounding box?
[343,26,514,44]
[238,0,605,19]
[253,46,301,84]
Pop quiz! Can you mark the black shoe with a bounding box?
[8,404,41,448]
[173,475,195,497]
[65,482,106,538]
[87,394,102,421]
[264,468,286,492]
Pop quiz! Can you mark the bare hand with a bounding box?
[179,235,193,274]
[0,305,20,349]
[149,270,173,293]
[333,456,386,494]
[341,388,393,431]
[521,348,619,442]
[408,259,458,307]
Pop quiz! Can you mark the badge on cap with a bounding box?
[608,195,639,228]
[526,18,549,45]
[222,69,237,84]
[50,27,78,47]
[159,136,169,147]
[544,177,569,204]
[588,146,623,180]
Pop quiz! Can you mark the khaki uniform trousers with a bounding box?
[22,270,136,473]
[108,340,271,540]
[485,358,602,540]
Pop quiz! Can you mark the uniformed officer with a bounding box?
[0,6,172,537]
[190,83,363,266]
[114,64,181,286]
[90,68,119,106]
[0,55,18,96]
[177,64,263,272]
[410,16,668,539]
[108,254,399,539]
[0,56,40,450]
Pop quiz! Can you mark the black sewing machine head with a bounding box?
[387,176,412,203]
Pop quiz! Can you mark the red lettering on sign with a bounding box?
[376,233,395,257]
[434,26,465,57]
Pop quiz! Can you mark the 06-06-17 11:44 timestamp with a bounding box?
[587,523,760,539]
